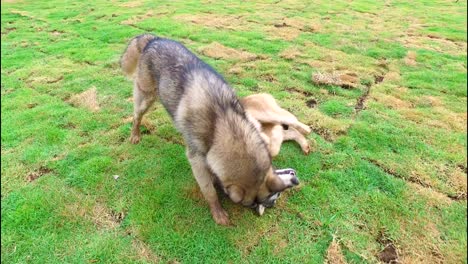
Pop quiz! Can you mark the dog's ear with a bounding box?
[227,185,244,203]
[266,173,288,193]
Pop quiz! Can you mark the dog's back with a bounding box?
[121,33,269,162]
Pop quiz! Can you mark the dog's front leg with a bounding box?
[130,81,156,144]
[187,151,230,226]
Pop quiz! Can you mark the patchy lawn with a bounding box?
[2,0,466,263]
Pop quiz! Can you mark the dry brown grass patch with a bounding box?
[119,1,142,8]
[325,237,347,264]
[312,71,360,89]
[228,65,244,75]
[406,182,452,207]
[199,42,258,61]
[399,35,467,56]
[68,87,100,112]
[384,71,401,82]
[123,116,156,133]
[448,166,467,195]
[404,51,417,66]
[279,46,302,59]
[121,11,154,25]
[91,204,121,229]
[273,17,322,32]
[10,9,34,18]
[176,14,247,30]
[132,239,160,263]
[305,110,350,141]
[418,96,443,107]
[371,92,413,109]
[266,26,302,40]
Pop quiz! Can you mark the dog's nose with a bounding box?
[291,176,299,186]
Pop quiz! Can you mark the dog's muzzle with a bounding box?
[253,168,299,216]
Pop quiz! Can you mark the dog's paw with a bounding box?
[210,207,230,226]
[302,144,311,155]
[129,134,141,144]
[303,125,312,135]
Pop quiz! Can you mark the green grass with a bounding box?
[1,0,467,263]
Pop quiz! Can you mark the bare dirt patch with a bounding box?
[377,231,399,263]
[325,237,347,264]
[68,87,100,112]
[312,71,360,89]
[26,166,52,182]
[199,42,258,61]
[355,85,370,113]
[306,98,318,108]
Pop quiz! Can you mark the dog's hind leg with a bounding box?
[283,127,311,155]
[130,80,156,144]
[187,150,230,226]
[267,124,284,157]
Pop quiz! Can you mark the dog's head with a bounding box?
[206,112,299,214]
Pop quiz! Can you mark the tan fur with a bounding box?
[240,93,311,157]
[120,34,157,77]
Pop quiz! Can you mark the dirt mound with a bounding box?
[68,87,100,112]
[377,231,399,263]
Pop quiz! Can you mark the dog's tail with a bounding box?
[120,34,158,78]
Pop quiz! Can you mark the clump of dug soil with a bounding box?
[68,86,100,112]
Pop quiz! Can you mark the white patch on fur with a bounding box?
[257,204,265,216]
[275,168,298,187]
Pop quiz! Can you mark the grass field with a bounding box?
[1,0,467,263]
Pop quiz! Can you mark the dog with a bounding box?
[120,34,299,225]
[241,93,312,157]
